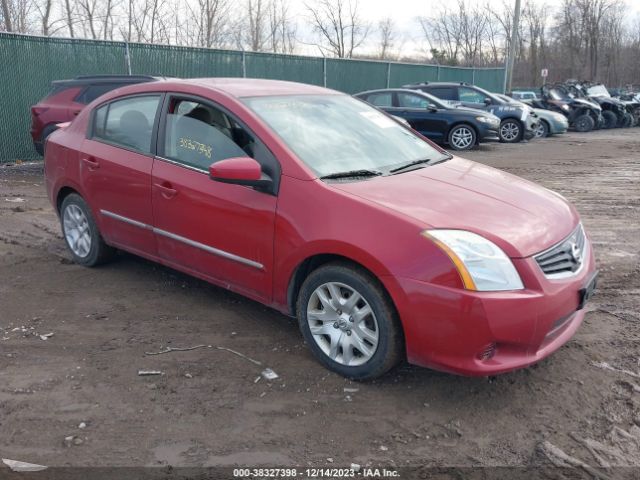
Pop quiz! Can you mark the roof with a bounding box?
[403,82,471,87]
[53,74,159,87]
[178,77,338,98]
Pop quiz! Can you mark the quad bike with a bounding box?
[612,90,640,127]
[531,84,602,132]
[568,81,632,129]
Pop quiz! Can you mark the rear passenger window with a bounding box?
[366,93,392,107]
[428,87,457,101]
[162,98,263,171]
[93,95,160,154]
[398,93,429,109]
[76,84,122,104]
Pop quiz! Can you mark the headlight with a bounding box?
[476,116,498,124]
[561,104,570,111]
[423,230,524,291]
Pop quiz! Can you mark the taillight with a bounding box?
[31,106,49,117]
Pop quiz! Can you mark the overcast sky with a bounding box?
[292,0,640,58]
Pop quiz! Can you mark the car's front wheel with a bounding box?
[533,120,550,138]
[297,262,403,380]
[499,119,522,143]
[447,124,476,151]
[60,193,115,266]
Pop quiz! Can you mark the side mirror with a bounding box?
[484,97,492,106]
[427,103,438,112]
[209,157,273,191]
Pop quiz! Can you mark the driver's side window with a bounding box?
[163,98,255,171]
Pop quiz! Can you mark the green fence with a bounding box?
[0,33,505,162]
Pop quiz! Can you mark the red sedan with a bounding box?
[44,78,597,379]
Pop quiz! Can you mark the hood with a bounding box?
[572,98,601,110]
[331,157,578,258]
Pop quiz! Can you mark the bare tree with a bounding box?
[1,0,14,31]
[268,0,296,53]
[377,17,395,59]
[186,0,231,47]
[305,0,369,58]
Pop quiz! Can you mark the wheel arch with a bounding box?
[286,253,399,321]
[56,185,81,214]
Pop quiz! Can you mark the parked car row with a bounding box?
[355,81,546,151]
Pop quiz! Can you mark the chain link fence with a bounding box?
[0,32,506,162]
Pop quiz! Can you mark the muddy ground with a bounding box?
[0,129,639,475]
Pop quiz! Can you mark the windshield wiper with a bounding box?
[320,169,383,180]
[389,154,451,174]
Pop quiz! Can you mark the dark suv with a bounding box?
[403,82,538,143]
[30,75,158,155]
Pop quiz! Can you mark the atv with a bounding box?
[530,84,602,132]
[611,89,640,127]
[569,81,632,129]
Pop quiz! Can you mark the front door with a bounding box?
[395,92,446,142]
[151,95,279,302]
[81,94,162,256]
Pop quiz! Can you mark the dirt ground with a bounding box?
[0,129,639,475]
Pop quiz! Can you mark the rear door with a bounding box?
[458,87,490,111]
[81,93,162,256]
[151,94,279,302]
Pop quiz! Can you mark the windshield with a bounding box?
[586,85,610,97]
[549,88,570,101]
[243,95,444,177]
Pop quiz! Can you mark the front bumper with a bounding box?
[383,238,596,376]
[549,118,569,134]
[477,125,500,142]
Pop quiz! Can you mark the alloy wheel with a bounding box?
[533,123,545,138]
[500,121,520,142]
[63,204,92,258]
[450,127,474,150]
[306,282,379,366]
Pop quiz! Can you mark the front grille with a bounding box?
[535,224,586,278]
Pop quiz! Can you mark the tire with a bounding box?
[447,124,476,151]
[601,111,617,129]
[499,119,522,143]
[632,107,640,127]
[533,120,550,138]
[573,114,595,132]
[60,193,115,267]
[622,112,633,128]
[40,124,59,156]
[296,262,403,380]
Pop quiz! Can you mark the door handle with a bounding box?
[154,182,178,199]
[81,156,100,170]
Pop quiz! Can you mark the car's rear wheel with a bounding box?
[622,112,634,128]
[499,119,522,143]
[60,193,115,266]
[447,124,476,151]
[297,262,403,380]
[573,114,595,132]
[533,120,549,138]
[601,111,617,129]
